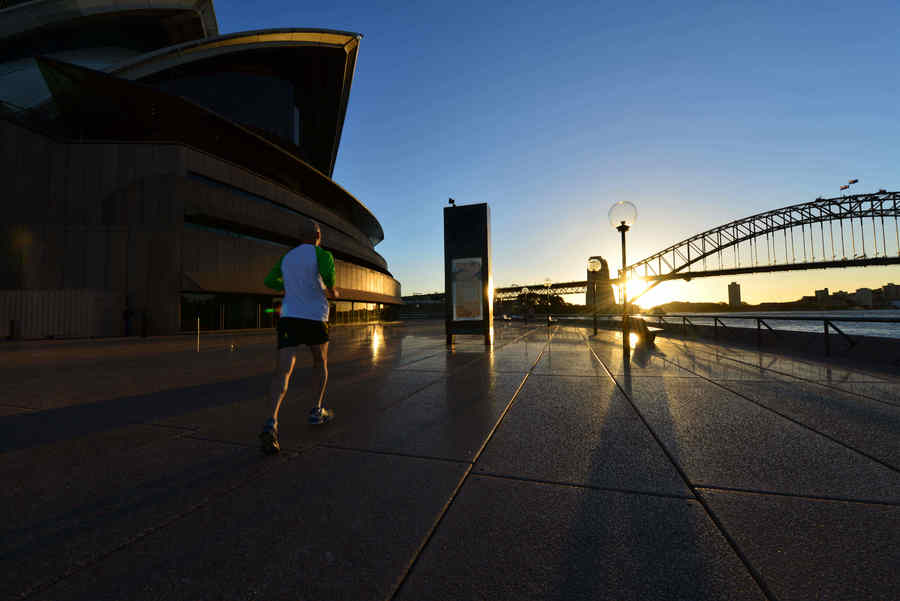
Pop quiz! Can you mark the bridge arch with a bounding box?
[625,190,900,285]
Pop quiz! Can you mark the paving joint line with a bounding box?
[148,422,200,431]
[181,434,262,448]
[654,350,900,475]
[695,484,900,507]
[16,447,307,600]
[319,443,473,465]
[578,327,779,601]
[664,339,900,409]
[471,471,695,500]
[393,326,537,371]
[0,403,37,411]
[386,325,560,601]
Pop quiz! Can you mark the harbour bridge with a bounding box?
[495,190,900,301]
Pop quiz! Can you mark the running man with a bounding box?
[259,220,338,455]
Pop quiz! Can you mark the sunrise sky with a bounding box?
[217,0,900,307]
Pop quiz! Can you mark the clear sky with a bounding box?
[216,0,900,307]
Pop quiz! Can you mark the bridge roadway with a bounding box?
[1,322,898,600]
[494,256,900,299]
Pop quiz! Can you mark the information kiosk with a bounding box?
[444,203,493,346]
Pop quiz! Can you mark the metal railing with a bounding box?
[514,312,900,357]
[642,313,900,356]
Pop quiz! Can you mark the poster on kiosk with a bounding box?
[444,202,492,345]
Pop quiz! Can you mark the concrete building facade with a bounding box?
[1,0,401,339]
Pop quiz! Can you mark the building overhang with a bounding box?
[36,56,384,246]
[0,0,217,53]
[108,28,361,178]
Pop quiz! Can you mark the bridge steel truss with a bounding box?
[494,191,900,301]
[626,190,900,287]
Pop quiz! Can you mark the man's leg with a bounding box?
[269,346,298,422]
[308,342,333,424]
[310,342,329,409]
[260,346,297,454]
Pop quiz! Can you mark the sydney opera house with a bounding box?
[0,0,401,338]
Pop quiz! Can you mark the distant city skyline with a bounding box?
[216,1,900,303]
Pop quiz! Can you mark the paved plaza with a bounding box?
[1,321,899,600]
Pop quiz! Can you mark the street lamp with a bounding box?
[544,278,552,325]
[609,201,637,342]
[587,257,603,335]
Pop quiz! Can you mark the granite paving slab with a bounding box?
[833,382,900,407]
[586,337,693,377]
[41,447,467,601]
[0,348,276,411]
[396,475,765,601]
[161,369,447,450]
[329,369,526,461]
[0,404,34,416]
[396,350,488,372]
[722,380,900,469]
[666,339,894,383]
[532,348,611,376]
[700,488,900,601]
[0,376,272,453]
[476,375,690,496]
[624,377,900,502]
[487,337,548,373]
[1,426,267,600]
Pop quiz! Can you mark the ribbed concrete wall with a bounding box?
[0,289,123,339]
[1,119,400,337]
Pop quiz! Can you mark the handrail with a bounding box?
[569,312,900,356]
[631,313,900,324]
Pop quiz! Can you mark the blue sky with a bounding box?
[217,1,900,306]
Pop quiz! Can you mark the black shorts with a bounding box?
[277,317,329,348]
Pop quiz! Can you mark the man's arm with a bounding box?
[264,257,285,291]
[315,247,338,298]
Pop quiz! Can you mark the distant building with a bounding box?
[728,282,741,308]
[815,288,829,306]
[854,288,874,307]
[401,293,444,319]
[884,283,899,300]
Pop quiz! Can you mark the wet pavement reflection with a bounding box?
[2,320,899,601]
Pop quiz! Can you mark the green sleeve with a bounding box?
[315,247,336,288]
[264,256,285,291]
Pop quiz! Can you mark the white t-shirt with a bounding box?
[277,245,334,322]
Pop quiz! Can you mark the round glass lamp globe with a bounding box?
[608,201,637,228]
[587,258,603,272]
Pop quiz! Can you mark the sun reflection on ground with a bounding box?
[370,325,383,361]
[613,330,642,346]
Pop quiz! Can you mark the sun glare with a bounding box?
[621,277,673,310]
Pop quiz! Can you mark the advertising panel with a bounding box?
[452,257,483,321]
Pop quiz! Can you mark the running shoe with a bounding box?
[308,407,334,425]
[259,419,280,454]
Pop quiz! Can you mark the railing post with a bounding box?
[756,318,761,347]
[824,320,830,356]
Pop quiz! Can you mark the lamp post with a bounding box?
[544,278,552,325]
[609,201,637,343]
[587,257,602,335]
[521,287,529,324]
